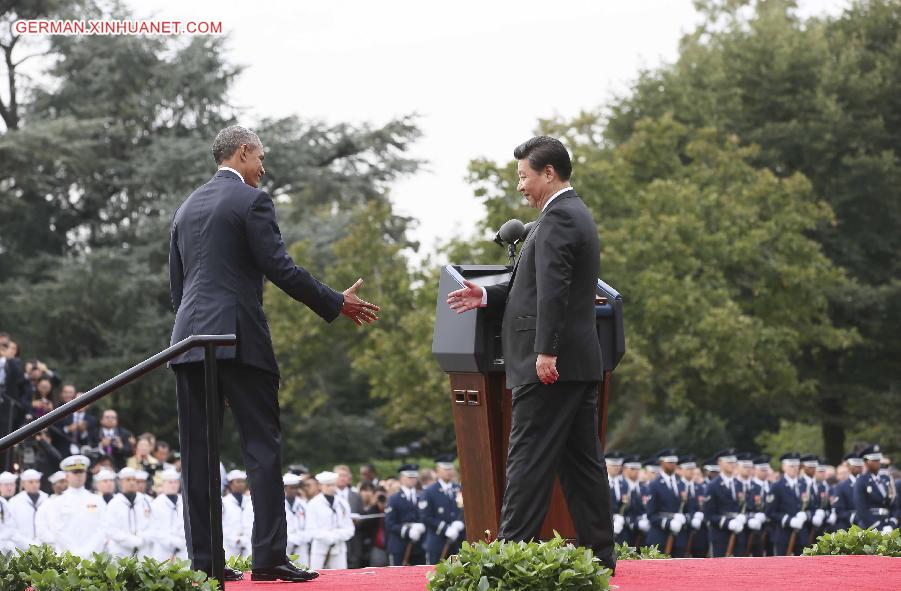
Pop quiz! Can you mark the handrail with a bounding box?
[0,333,235,589]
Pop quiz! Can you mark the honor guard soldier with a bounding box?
[0,487,27,553]
[223,469,254,559]
[94,469,117,503]
[612,456,644,545]
[148,470,187,562]
[284,473,313,566]
[0,472,17,500]
[645,450,689,557]
[8,469,48,548]
[702,458,720,483]
[833,452,863,531]
[746,455,772,556]
[306,471,355,570]
[800,454,828,544]
[704,449,748,557]
[104,467,152,558]
[606,451,624,482]
[678,455,708,558]
[48,471,67,496]
[40,454,107,557]
[385,464,427,566]
[421,455,465,564]
[853,445,898,533]
[815,462,838,532]
[766,452,811,555]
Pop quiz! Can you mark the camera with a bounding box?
[377,493,387,503]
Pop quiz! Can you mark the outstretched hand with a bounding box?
[446,280,484,314]
[341,278,380,326]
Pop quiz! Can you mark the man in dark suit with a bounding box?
[57,385,99,455]
[446,136,616,573]
[169,125,379,583]
[90,409,132,470]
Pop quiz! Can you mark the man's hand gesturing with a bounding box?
[341,278,381,326]
[446,280,484,314]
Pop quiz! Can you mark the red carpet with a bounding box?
[225,556,901,591]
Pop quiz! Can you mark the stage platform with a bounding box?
[225,555,901,590]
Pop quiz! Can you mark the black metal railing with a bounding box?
[0,333,235,589]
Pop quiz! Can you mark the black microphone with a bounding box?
[523,221,536,237]
[494,219,526,246]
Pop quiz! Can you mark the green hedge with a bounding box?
[803,525,901,557]
[0,545,215,591]
[614,542,670,560]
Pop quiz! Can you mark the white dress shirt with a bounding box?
[218,166,244,183]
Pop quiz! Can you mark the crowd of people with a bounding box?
[607,447,900,557]
[2,331,899,566]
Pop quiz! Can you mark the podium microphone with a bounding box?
[494,219,527,264]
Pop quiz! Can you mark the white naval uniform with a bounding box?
[0,496,28,554]
[39,486,106,557]
[148,493,188,562]
[306,493,354,570]
[222,492,254,559]
[104,492,153,558]
[7,490,48,548]
[286,496,313,566]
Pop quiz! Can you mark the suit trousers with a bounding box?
[497,380,615,563]
[174,361,287,573]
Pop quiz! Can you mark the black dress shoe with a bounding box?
[224,566,245,582]
[251,562,320,582]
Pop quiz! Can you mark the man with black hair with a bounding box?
[447,136,615,573]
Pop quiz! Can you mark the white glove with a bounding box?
[747,517,762,531]
[670,518,684,534]
[445,521,464,541]
[734,513,748,526]
[728,518,744,533]
[409,523,425,542]
[613,514,625,535]
[672,513,687,525]
[638,516,651,532]
[812,509,825,528]
[794,511,808,524]
[691,512,704,530]
[755,512,766,523]
[789,516,805,530]
[882,526,894,535]
[827,510,837,526]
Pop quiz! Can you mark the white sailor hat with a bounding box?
[0,471,18,484]
[134,470,149,480]
[20,469,42,481]
[226,469,247,482]
[48,471,67,484]
[117,467,137,479]
[94,470,116,482]
[315,471,338,485]
[60,454,91,471]
[283,473,302,486]
[161,469,181,482]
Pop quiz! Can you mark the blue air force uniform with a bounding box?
[420,478,465,564]
[765,453,811,556]
[384,465,426,566]
[644,450,689,557]
[853,445,898,531]
[703,449,748,557]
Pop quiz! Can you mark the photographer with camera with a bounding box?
[358,482,389,567]
[90,409,133,470]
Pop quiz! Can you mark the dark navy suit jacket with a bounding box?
[169,169,344,375]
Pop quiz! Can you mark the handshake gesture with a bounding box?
[341,278,380,326]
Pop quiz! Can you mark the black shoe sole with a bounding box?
[251,573,319,582]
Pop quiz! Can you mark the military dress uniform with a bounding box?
[704,450,748,557]
[222,470,254,559]
[384,465,426,566]
[616,456,648,546]
[104,474,153,557]
[284,474,313,566]
[420,470,465,564]
[644,450,689,557]
[677,455,708,558]
[0,495,27,554]
[147,470,188,562]
[801,455,829,545]
[306,471,355,570]
[40,455,107,558]
[745,457,772,556]
[8,469,48,548]
[832,453,863,531]
[765,453,811,556]
[853,445,898,533]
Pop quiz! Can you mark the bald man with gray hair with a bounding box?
[168,124,381,583]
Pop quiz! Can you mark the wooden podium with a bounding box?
[432,264,624,544]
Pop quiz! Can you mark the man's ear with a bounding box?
[545,164,555,181]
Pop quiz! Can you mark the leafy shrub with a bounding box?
[614,542,670,560]
[427,533,611,591]
[803,525,901,557]
[0,545,215,591]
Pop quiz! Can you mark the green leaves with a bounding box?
[427,533,612,591]
[614,542,670,560]
[803,525,901,557]
[0,545,216,591]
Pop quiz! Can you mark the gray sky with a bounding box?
[128,0,849,257]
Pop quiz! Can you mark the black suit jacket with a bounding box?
[169,170,344,375]
[58,411,99,448]
[485,190,603,388]
[1,357,31,409]
[90,425,133,468]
